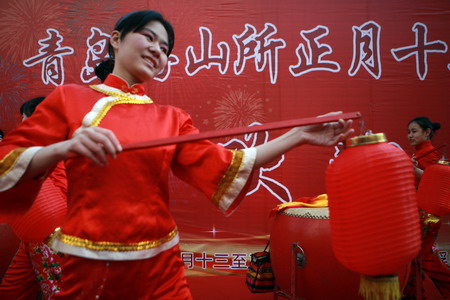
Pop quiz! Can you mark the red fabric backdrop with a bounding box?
[0,0,449,277]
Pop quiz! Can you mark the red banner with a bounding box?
[0,0,449,276]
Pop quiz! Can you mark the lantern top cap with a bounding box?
[345,133,387,147]
[437,160,450,166]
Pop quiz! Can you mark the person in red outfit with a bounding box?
[0,97,67,300]
[0,10,353,299]
[403,116,449,300]
[408,117,442,180]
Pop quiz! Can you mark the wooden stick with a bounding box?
[122,112,361,152]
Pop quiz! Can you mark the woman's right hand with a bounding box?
[25,127,122,181]
[411,154,418,167]
[413,166,424,180]
[65,126,122,166]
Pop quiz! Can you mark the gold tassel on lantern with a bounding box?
[359,275,400,300]
[423,213,440,225]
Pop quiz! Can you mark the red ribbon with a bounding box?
[122,112,361,151]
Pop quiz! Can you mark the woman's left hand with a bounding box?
[298,112,354,146]
[253,111,355,168]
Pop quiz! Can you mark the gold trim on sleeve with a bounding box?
[211,150,244,207]
[52,227,178,252]
[0,148,27,177]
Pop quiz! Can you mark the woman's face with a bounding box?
[111,20,169,85]
[408,122,430,146]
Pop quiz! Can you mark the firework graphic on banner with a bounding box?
[213,88,265,130]
[0,58,29,133]
[62,0,123,46]
[0,0,64,63]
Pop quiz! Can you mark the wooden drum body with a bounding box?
[270,207,410,300]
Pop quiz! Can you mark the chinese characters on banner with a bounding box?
[181,251,248,272]
[23,29,74,86]
[23,22,448,86]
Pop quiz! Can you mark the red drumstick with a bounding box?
[122,112,361,151]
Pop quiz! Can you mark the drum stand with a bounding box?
[273,242,306,300]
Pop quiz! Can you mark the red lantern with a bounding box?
[326,133,421,300]
[417,160,450,216]
[10,178,67,242]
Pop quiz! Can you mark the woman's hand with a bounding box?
[24,127,122,181]
[298,120,354,147]
[296,112,354,146]
[413,166,424,179]
[411,155,419,167]
[66,126,122,166]
[253,112,354,168]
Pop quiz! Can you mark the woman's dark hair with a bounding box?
[95,10,175,82]
[408,116,441,139]
[0,129,4,139]
[20,97,46,117]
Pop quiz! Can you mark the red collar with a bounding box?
[415,140,433,152]
[103,74,146,96]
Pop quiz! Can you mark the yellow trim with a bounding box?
[345,133,387,147]
[89,85,153,126]
[89,98,152,126]
[0,148,27,177]
[211,150,244,207]
[51,227,178,252]
[423,213,440,224]
[90,84,150,99]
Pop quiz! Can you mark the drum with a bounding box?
[270,207,410,300]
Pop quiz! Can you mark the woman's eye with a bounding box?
[143,33,153,41]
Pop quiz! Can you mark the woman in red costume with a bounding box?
[0,97,67,300]
[0,10,353,299]
[403,116,450,299]
[408,117,441,180]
